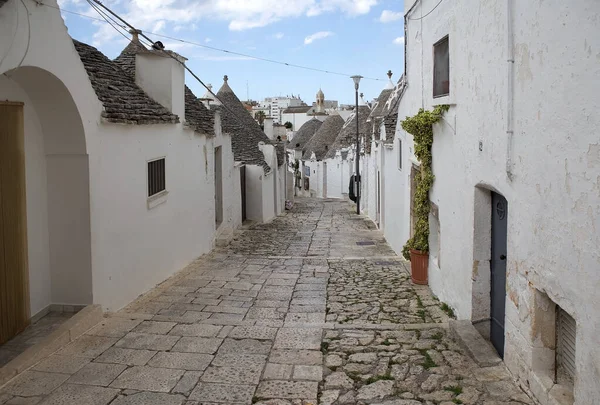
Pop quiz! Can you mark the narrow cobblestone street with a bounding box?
[0,198,531,405]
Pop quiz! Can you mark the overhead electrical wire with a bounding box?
[36,0,385,82]
[81,0,253,133]
[408,0,445,20]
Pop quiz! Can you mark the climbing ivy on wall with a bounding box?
[401,105,449,261]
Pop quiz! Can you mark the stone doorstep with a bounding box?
[448,319,502,368]
[0,304,104,388]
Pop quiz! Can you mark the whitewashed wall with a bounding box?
[402,0,600,403]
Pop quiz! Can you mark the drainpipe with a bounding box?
[506,0,515,181]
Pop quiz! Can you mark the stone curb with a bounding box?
[448,319,502,367]
[0,304,103,388]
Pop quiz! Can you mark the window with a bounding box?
[398,139,403,170]
[556,307,576,388]
[148,158,166,197]
[433,36,449,98]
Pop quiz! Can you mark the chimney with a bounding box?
[134,37,187,118]
[264,118,275,140]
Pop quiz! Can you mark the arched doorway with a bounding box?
[0,67,92,343]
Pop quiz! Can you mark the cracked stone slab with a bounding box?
[2,371,69,397]
[56,335,119,358]
[171,337,223,354]
[132,321,177,335]
[31,355,91,375]
[211,353,267,368]
[67,362,127,386]
[168,324,222,337]
[201,365,263,385]
[228,326,278,340]
[87,318,143,338]
[274,328,322,350]
[109,392,186,405]
[218,338,272,354]
[269,350,322,365]
[94,347,157,366]
[115,333,180,351]
[189,383,255,403]
[109,366,185,392]
[255,380,318,399]
[36,384,119,405]
[147,352,213,371]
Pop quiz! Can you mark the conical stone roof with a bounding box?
[302,114,345,161]
[214,76,274,170]
[325,105,371,159]
[292,118,323,151]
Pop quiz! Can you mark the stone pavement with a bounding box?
[0,198,532,405]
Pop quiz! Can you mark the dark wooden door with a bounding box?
[490,192,508,358]
[0,101,30,345]
[240,165,247,221]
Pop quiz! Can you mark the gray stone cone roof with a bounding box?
[215,80,275,170]
[325,105,371,159]
[72,40,179,125]
[0,0,8,8]
[302,114,345,161]
[292,118,323,151]
[184,86,214,135]
[368,88,393,121]
[283,106,311,114]
[113,37,214,134]
[382,76,406,144]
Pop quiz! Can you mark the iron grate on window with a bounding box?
[148,158,166,197]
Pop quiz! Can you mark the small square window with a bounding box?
[148,158,166,197]
[433,36,449,98]
[398,139,403,170]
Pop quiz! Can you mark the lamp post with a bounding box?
[351,75,363,215]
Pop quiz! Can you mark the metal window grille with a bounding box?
[433,36,450,98]
[148,158,166,197]
[556,307,576,384]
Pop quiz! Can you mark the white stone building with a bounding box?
[0,0,283,344]
[259,95,304,123]
[363,1,600,403]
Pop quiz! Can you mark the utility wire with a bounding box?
[85,0,273,147]
[36,0,385,82]
[408,0,444,20]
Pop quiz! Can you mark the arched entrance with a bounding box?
[0,67,92,343]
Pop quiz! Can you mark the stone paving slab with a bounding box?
[0,198,531,405]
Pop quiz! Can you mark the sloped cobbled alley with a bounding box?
[0,198,531,405]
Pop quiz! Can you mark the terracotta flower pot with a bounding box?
[409,249,429,285]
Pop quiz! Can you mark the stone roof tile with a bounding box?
[324,105,371,159]
[72,39,179,125]
[292,118,323,151]
[302,114,345,161]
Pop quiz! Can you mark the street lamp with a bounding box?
[350,75,363,215]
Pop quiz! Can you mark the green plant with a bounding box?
[382,338,392,346]
[445,385,463,395]
[400,105,449,260]
[453,399,464,404]
[366,373,394,384]
[419,349,437,369]
[431,331,444,341]
[320,342,329,353]
[441,302,455,318]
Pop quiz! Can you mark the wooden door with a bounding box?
[0,101,30,345]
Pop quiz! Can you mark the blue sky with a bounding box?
[58,0,405,105]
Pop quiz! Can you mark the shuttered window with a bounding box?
[556,307,576,385]
[148,158,166,197]
[433,36,450,98]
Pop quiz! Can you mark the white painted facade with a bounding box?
[0,0,243,317]
[364,1,600,403]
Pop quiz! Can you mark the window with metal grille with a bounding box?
[433,36,450,98]
[556,307,576,387]
[148,158,166,197]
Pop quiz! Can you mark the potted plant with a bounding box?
[400,106,449,285]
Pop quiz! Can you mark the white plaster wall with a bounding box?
[402,0,600,402]
[325,157,343,199]
[89,124,215,311]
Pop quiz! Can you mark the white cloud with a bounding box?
[205,38,212,43]
[304,31,334,45]
[393,36,404,45]
[379,9,402,23]
[82,0,378,46]
[274,32,284,39]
